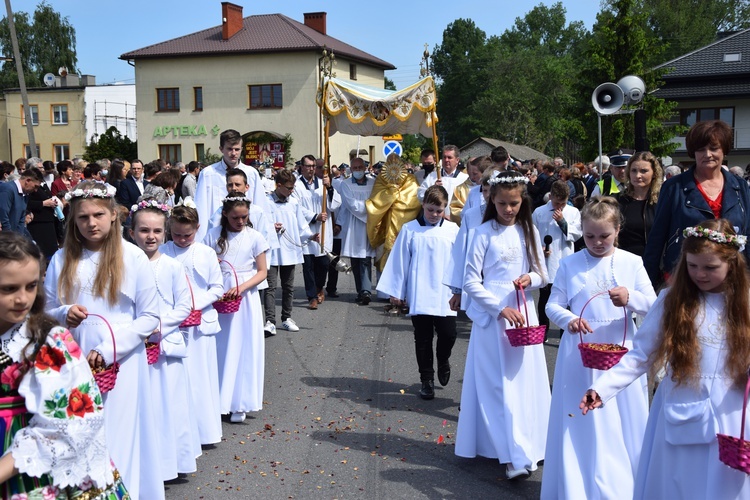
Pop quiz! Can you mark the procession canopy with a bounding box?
[318,76,438,137]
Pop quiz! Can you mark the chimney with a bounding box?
[221,2,243,40]
[303,12,326,35]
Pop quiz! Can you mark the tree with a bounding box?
[384,76,396,90]
[574,0,682,159]
[431,19,495,147]
[639,0,750,64]
[0,1,77,91]
[473,3,587,157]
[83,127,137,162]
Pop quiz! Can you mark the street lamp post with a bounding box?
[4,0,37,158]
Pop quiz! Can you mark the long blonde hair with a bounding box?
[623,151,663,205]
[58,181,124,306]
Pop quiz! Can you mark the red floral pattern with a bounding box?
[34,345,66,373]
[66,388,94,418]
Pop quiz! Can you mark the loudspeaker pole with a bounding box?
[597,113,603,177]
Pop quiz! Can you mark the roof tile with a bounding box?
[120,13,395,70]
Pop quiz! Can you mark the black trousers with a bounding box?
[411,315,457,382]
[302,254,330,300]
[538,283,552,330]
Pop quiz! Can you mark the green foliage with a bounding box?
[384,76,396,90]
[636,0,750,64]
[575,0,683,158]
[0,2,78,92]
[83,127,137,162]
[431,19,494,147]
[200,148,222,165]
[401,134,431,164]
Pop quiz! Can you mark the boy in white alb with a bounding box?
[377,185,460,400]
[531,181,581,338]
[264,169,315,332]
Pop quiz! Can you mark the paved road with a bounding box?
[166,269,562,499]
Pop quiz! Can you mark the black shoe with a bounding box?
[437,361,451,387]
[419,380,435,400]
[361,293,371,305]
[326,290,340,298]
[355,295,363,304]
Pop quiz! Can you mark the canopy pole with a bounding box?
[320,118,330,252]
[432,112,441,180]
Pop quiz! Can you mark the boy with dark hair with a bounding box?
[532,180,581,338]
[377,185,460,400]
[194,128,267,241]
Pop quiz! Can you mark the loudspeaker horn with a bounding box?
[592,82,624,115]
[616,75,646,105]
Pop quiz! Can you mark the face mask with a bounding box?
[352,171,365,180]
[100,170,108,177]
[422,163,435,175]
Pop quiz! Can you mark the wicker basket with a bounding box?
[717,372,750,474]
[87,313,119,394]
[145,326,161,365]
[212,259,242,314]
[180,273,202,327]
[505,285,546,347]
[577,291,628,370]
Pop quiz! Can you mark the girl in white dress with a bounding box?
[162,202,225,445]
[44,180,164,499]
[542,197,656,499]
[204,192,269,423]
[129,198,201,478]
[582,219,750,499]
[456,171,551,480]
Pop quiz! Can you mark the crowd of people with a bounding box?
[1,120,750,498]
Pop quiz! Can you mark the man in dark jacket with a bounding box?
[0,167,43,237]
[116,159,146,209]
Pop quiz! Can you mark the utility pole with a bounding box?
[5,0,37,158]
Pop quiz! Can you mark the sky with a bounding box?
[8,0,603,88]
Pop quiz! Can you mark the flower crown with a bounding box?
[488,174,529,186]
[64,183,116,201]
[130,199,171,217]
[222,196,249,203]
[683,226,747,251]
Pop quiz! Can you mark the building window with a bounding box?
[680,107,734,132]
[52,104,68,125]
[249,84,282,109]
[349,64,357,81]
[23,144,40,158]
[53,144,70,162]
[195,143,205,161]
[159,144,182,165]
[157,88,180,112]
[194,87,203,111]
[21,105,39,126]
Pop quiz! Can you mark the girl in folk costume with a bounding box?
[0,232,128,499]
[542,197,656,499]
[582,219,750,499]
[204,192,269,423]
[43,180,164,499]
[129,197,201,479]
[455,171,551,480]
[161,201,225,445]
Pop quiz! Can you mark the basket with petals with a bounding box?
[717,370,750,474]
[180,273,202,327]
[505,285,546,347]
[87,313,119,394]
[213,259,242,314]
[577,291,628,370]
[145,325,161,365]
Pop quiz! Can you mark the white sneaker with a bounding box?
[264,321,277,336]
[281,318,299,332]
[230,412,246,423]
